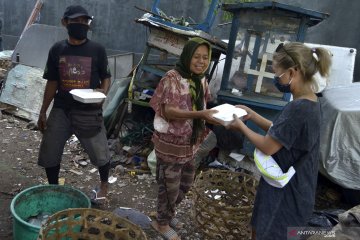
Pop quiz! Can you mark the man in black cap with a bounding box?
[37,5,111,204]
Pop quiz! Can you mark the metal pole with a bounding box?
[220,12,240,91]
[201,0,220,32]
[151,0,161,15]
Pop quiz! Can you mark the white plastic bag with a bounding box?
[147,149,157,177]
[253,148,296,188]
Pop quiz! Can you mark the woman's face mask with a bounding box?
[66,23,89,40]
[273,71,293,93]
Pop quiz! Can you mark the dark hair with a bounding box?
[273,42,332,89]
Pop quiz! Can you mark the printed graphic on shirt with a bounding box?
[59,56,92,91]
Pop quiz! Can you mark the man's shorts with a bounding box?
[38,107,109,168]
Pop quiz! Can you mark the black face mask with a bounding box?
[66,23,89,40]
[273,75,292,93]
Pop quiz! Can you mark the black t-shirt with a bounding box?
[251,99,321,240]
[43,39,111,110]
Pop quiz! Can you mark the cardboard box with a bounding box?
[211,103,247,126]
[70,89,106,104]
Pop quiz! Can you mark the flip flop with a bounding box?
[90,187,107,205]
[149,212,184,230]
[160,228,180,240]
[169,218,184,229]
[151,220,181,240]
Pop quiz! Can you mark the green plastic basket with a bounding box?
[10,185,91,240]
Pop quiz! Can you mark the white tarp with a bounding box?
[319,83,360,190]
[305,43,356,91]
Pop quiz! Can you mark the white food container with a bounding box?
[70,89,106,103]
[211,103,247,126]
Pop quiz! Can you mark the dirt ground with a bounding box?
[0,110,354,240]
[0,110,207,240]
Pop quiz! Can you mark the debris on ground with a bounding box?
[0,112,355,240]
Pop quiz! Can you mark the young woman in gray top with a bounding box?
[228,42,332,240]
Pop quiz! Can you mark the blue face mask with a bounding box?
[273,72,292,93]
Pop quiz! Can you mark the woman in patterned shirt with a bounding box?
[149,37,219,240]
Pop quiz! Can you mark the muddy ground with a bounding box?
[0,110,353,240]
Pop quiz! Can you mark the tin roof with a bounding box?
[222,1,329,27]
[136,13,227,54]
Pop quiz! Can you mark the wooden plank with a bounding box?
[147,28,187,56]
[22,0,44,37]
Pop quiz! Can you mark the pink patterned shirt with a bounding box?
[149,69,210,164]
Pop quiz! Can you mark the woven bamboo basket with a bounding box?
[38,208,147,240]
[192,169,258,239]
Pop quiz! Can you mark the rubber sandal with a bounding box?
[169,218,184,229]
[148,212,184,230]
[90,187,107,205]
[151,220,180,240]
[160,227,180,240]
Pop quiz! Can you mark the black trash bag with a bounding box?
[308,209,347,228]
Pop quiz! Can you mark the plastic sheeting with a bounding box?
[103,77,131,126]
[305,43,356,91]
[0,64,45,120]
[319,83,360,190]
